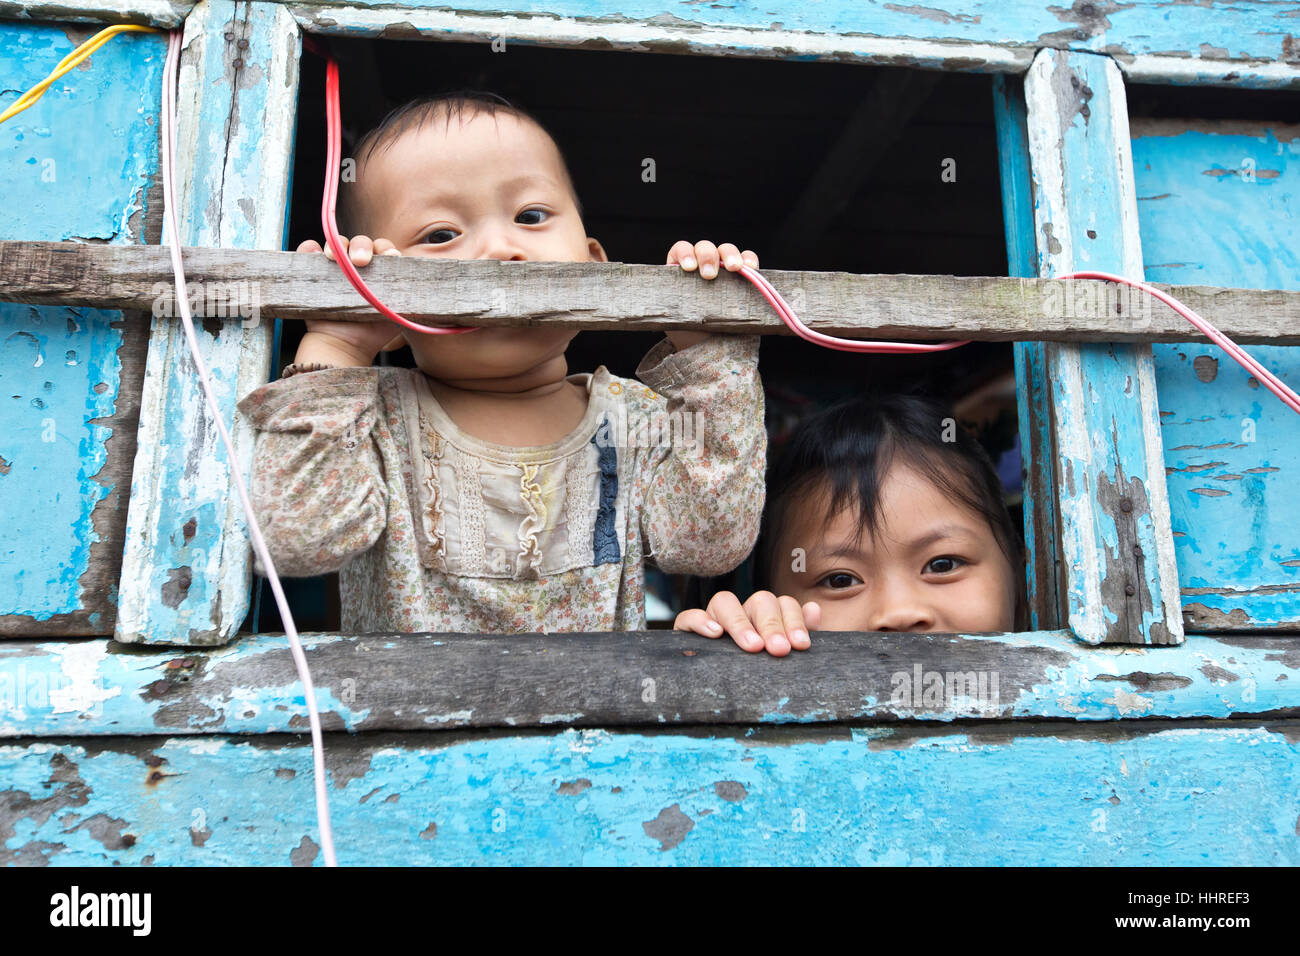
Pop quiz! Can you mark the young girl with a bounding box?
[675,392,1027,655]
[237,93,766,633]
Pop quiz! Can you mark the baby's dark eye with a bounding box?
[818,572,862,590]
[516,208,548,225]
[925,556,965,574]
[423,228,458,245]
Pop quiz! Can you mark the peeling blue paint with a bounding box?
[1,631,1297,737]
[0,24,164,623]
[1133,125,1300,627]
[4,725,1298,865]
[306,0,1300,70]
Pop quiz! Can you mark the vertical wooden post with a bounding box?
[1022,50,1183,645]
[116,0,300,645]
[992,74,1062,632]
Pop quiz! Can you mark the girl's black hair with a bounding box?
[752,391,1028,630]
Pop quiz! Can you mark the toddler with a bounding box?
[237,93,766,633]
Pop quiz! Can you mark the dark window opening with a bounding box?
[257,38,1016,633]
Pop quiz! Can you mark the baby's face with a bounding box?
[771,463,1018,633]
[350,110,606,384]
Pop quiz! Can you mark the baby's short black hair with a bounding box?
[753,391,1027,627]
[339,90,583,234]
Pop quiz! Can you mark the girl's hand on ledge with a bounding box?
[675,590,817,657]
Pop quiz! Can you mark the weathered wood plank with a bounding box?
[1025,50,1184,646]
[115,2,299,647]
[0,23,165,636]
[2,240,1299,344]
[1132,120,1300,632]
[4,0,1298,87]
[0,0,190,26]
[1,630,1295,737]
[285,1,1300,90]
[4,722,1298,864]
[993,74,1063,632]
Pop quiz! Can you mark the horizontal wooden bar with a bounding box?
[1,629,1296,737]
[0,0,190,27]
[2,240,1297,344]
[285,2,1300,90]
[8,721,1300,864]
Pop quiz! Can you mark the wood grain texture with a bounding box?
[0,23,166,636]
[1132,120,1300,632]
[114,1,299,647]
[285,1,1300,90]
[2,240,1297,343]
[2,629,1296,736]
[5,721,1300,864]
[993,74,1064,632]
[1025,50,1184,646]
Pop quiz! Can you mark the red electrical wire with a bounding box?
[739,265,970,354]
[309,42,1295,413]
[320,54,474,336]
[1059,271,1299,416]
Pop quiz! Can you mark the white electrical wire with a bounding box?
[159,29,337,866]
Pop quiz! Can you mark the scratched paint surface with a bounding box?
[3,725,1298,865]
[1,631,1296,736]
[116,1,296,645]
[1026,51,1180,644]
[1132,125,1300,628]
[993,76,1060,631]
[0,25,164,621]
[302,0,1299,67]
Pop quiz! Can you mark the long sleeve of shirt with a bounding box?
[235,367,389,577]
[633,334,766,576]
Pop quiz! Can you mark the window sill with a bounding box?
[2,629,1296,738]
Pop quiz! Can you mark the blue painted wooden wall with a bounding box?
[2,1,1298,866]
[1132,122,1300,629]
[0,24,164,633]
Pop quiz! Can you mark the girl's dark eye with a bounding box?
[819,572,862,590]
[423,228,458,245]
[516,208,548,225]
[926,556,965,574]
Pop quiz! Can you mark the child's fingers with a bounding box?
[666,239,698,271]
[373,238,400,257]
[297,239,323,254]
[673,608,725,638]
[692,240,720,279]
[347,235,376,266]
[802,601,822,632]
[741,590,793,656]
[741,249,759,269]
[717,242,746,273]
[321,236,352,262]
[705,591,765,653]
[778,595,812,651]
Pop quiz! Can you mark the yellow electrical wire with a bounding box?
[0,24,161,126]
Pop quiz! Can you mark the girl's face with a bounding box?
[770,462,1018,633]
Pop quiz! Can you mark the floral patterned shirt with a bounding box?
[235,334,765,633]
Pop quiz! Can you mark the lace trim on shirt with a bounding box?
[455,444,487,575]
[564,451,595,569]
[419,414,448,571]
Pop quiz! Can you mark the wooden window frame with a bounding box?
[4,1,1298,661]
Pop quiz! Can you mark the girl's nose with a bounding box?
[867,580,936,632]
